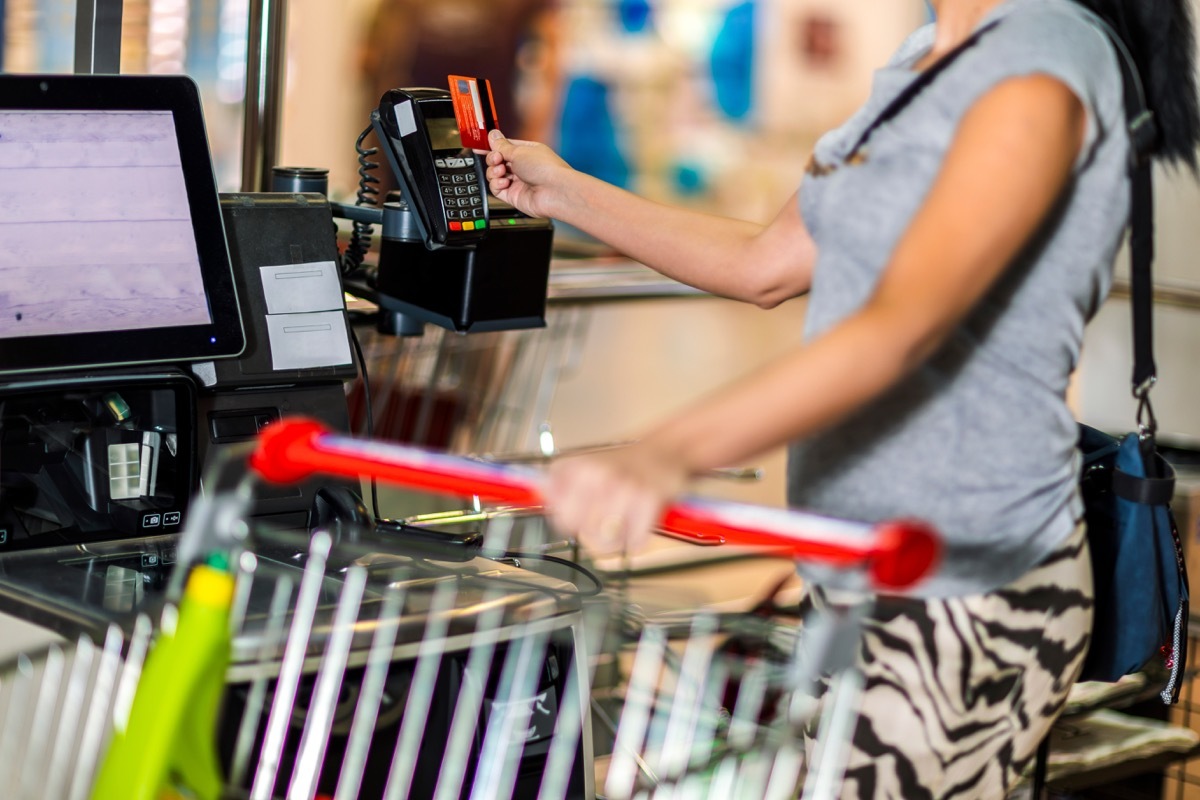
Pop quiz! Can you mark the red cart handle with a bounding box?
[249,418,940,591]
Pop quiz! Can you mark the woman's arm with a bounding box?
[486,133,816,307]
[546,73,1088,551]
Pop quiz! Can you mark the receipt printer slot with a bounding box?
[209,408,280,443]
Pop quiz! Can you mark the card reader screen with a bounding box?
[425,116,465,153]
[0,109,213,340]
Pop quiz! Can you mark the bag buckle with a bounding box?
[1129,110,1159,168]
[1134,377,1158,440]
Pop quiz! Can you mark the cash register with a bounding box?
[0,74,246,554]
[0,72,364,556]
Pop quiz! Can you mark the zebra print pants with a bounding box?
[806,522,1093,799]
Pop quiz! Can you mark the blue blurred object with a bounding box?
[34,0,75,72]
[558,75,630,189]
[185,0,220,85]
[672,162,708,197]
[710,1,756,121]
[617,0,653,34]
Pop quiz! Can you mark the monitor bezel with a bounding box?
[0,74,245,375]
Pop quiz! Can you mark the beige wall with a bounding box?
[1076,165,1200,445]
[755,0,926,137]
[544,295,808,509]
[278,0,381,198]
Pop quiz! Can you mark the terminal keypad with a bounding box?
[435,156,486,230]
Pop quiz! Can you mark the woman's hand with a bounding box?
[484,130,572,218]
[545,440,690,556]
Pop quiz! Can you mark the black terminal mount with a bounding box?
[332,195,554,335]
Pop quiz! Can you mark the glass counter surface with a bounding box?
[0,524,585,669]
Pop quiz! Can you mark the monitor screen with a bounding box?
[0,75,244,375]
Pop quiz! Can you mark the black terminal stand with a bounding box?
[335,193,554,336]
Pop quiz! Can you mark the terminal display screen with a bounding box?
[424,115,464,153]
[0,75,244,375]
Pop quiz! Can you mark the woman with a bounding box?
[486,0,1198,795]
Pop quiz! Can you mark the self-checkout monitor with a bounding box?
[0,74,244,375]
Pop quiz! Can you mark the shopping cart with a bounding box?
[0,417,941,800]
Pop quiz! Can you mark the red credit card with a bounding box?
[448,75,498,150]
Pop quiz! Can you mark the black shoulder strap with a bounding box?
[846,20,1001,159]
[1099,28,1159,397]
[1092,20,1164,479]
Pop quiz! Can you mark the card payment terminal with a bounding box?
[371,88,489,249]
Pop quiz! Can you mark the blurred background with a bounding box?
[0,0,927,221]
[5,0,1200,450]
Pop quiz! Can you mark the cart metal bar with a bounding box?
[229,572,296,789]
[67,624,126,800]
[606,624,668,798]
[538,614,607,800]
[431,592,508,800]
[44,635,96,800]
[20,644,65,798]
[334,586,408,800]
[289,565,369,800]
[656,613,719,779]
[0,656,38,798]
[798,600,871,800]
[802,670,866,800]
[468,617,554,800]
[382,579,460,800]
[250,531,332,799]
[109,612,153,733]
[727,660,768,751]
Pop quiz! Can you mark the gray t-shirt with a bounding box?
[788,0,1130,597]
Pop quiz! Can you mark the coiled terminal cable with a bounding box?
[341,124,380,276]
